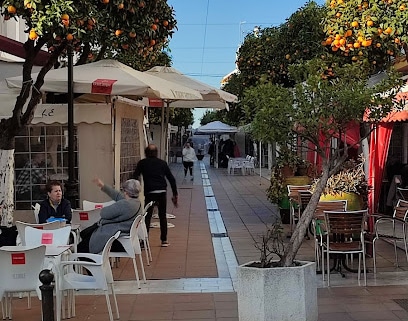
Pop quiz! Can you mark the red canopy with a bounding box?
[0,35,49,66]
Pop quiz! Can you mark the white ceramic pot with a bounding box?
[236,260,317,321]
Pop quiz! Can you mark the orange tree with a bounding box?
[0,0,176,225]
[323,0,408,71]
[218,1,327,126]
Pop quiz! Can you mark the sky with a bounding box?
[166,0,325,128]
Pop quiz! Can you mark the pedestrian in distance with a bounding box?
[182,141,196,181]
[133,144,178,247]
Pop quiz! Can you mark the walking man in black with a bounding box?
[133,144,178,247]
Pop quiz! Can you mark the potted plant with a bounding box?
[237,222,317,321]
[311,155,369,210]
[239,53,401,321]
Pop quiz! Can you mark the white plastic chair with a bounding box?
[58,231,120,321]
[31,203,41,223]
[15,220,62,246]
[0,245,46,319]
[228,159,244,175]
[109,215,146,288]
[24,226,72,247]
[243,158,255,175]
[71,208,101,229]
[138,201,154,264]
[82,200,115,211]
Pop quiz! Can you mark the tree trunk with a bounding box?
[0,149,15,227]
[280,164,330,267]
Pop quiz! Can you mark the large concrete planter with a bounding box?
[237,261,317,321]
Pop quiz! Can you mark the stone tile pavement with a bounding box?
[7,155,408,320]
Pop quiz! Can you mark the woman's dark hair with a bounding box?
[145,144,158,158]
[46,180,63,193]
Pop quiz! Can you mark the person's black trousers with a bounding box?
[144,192,168,242]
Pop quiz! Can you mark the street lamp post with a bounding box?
[65,45,78,208]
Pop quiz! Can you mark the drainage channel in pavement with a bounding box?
[113,162,238,295]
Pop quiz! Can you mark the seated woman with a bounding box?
[77,177,142,254]
[38,180,72,224]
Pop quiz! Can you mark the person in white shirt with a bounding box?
[182,142,196,180]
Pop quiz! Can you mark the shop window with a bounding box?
[120,118,141,183]
[14,125,78,210]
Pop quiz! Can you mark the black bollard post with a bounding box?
[39,269,55,321]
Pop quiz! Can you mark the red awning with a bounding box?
[0,35,50,66]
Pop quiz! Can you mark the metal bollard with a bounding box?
[39,269,55,321]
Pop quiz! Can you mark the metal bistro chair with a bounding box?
[397,187,408,201]
[287,185,311,233]
[311,200,348,275]
[322,209,368,287]
[372,199,408,273]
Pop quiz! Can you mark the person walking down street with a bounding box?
[208,139,215,166]
[133,144,178,247]
[38,180,72,224]
[77,177,142,254]
[182,141,196,180]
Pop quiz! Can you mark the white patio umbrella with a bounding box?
[145,66,238,159]
[6,59,202,101]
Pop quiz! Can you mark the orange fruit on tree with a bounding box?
[335,12,342,18]
[367,20,374,27]
[115,29,123,36]
[151,24,158,31]
[339,38,346,45]
[351,21,359,28]
[29,29,38,40]
[385,27,392,34]
[118,3,124,9]
[61,14,70,21]
[345,30,352,37]
[395,38,400,43]
[101,0,109,3]
[285,54,291,60]
[376,42,381,47]
[326,37,333,45]
[26,3,32,8]
[129,31,136,38]
[66,33,74,41]
[400,4,406,10]
[7,5,16,14]
[378,28,383,35]
[335,34,341,40]
[353,42,361,48]
[150,39,156,46]
[163,20,169,27]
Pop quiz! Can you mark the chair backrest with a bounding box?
[314,200,348,220]
[25,226,71,246]
[397,187,408,201]
[298,190,313,209]
[287,185,311,199]
[15,220,62,246]
[31,203,41,223]
[0,245,46,299]
[143,201,154,216]
[129,215,143,254]
[393,199,408,220]
[82,200,115,211]
[71,208,101,229]
[323,210,367,238]
[102,231,121,283]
